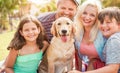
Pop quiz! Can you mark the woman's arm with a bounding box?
[5,49,18,73]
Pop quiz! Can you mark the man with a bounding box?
[38,0,78,73]
[38,0,78,41]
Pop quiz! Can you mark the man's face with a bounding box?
[57,0,77,20]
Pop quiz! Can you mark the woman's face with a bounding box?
[81,5,98,28]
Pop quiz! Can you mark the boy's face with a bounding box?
[99,16,120,38]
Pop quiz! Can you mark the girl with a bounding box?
[5,15,49,73]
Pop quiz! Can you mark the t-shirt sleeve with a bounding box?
[106,38,120,64]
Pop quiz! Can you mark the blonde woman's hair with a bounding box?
[74,0,102,42]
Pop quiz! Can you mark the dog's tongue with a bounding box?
[61,36,67,42]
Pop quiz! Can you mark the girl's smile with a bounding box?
[20,22,40,42]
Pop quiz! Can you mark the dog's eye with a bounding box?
[66,22,70,25]
[58,23,61,25]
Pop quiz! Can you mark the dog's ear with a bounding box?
[51,21,57,37]
[71,24,76,36]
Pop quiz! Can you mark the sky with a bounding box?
[28,0,81,5]
[28,0,50,5]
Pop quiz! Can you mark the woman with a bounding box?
[69,6,120,73]
[74,0,106,71]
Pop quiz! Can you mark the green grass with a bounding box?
[0,31,15,61]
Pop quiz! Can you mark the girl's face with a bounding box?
[20,22,40,42]
[81,5,97,28]
[99,16,120,38]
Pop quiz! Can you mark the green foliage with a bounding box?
[0,0,20,13]
[81,0,86,4]
[79,0,120,7]
[40,0,56,13]
[0,31,15,61]
[0,0,27,31]
[102,0,120,7]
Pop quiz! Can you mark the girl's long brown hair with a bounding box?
[7,15,48,50]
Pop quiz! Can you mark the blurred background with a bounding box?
[0,0,120,61]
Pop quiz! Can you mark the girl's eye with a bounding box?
[32,28,36,30]
[24,29,29,32]
[61,7,66,10]
[106,22,111,23]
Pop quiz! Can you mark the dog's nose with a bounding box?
[62,30,67,34]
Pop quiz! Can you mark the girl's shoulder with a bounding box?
[9,49,19,55]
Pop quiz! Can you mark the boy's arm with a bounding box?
[83,64,119,73]
[68,64,119,73]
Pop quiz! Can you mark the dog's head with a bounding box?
[51,17,76,42]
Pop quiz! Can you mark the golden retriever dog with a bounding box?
[38,17,76,73]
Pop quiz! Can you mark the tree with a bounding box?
[102,0,120,7]
[39,0,56,13]
[0,0,27,31]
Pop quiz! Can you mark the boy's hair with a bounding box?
[98,7,120,24]
[7,15,48,50]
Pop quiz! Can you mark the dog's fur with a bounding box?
[38,17,76,73]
